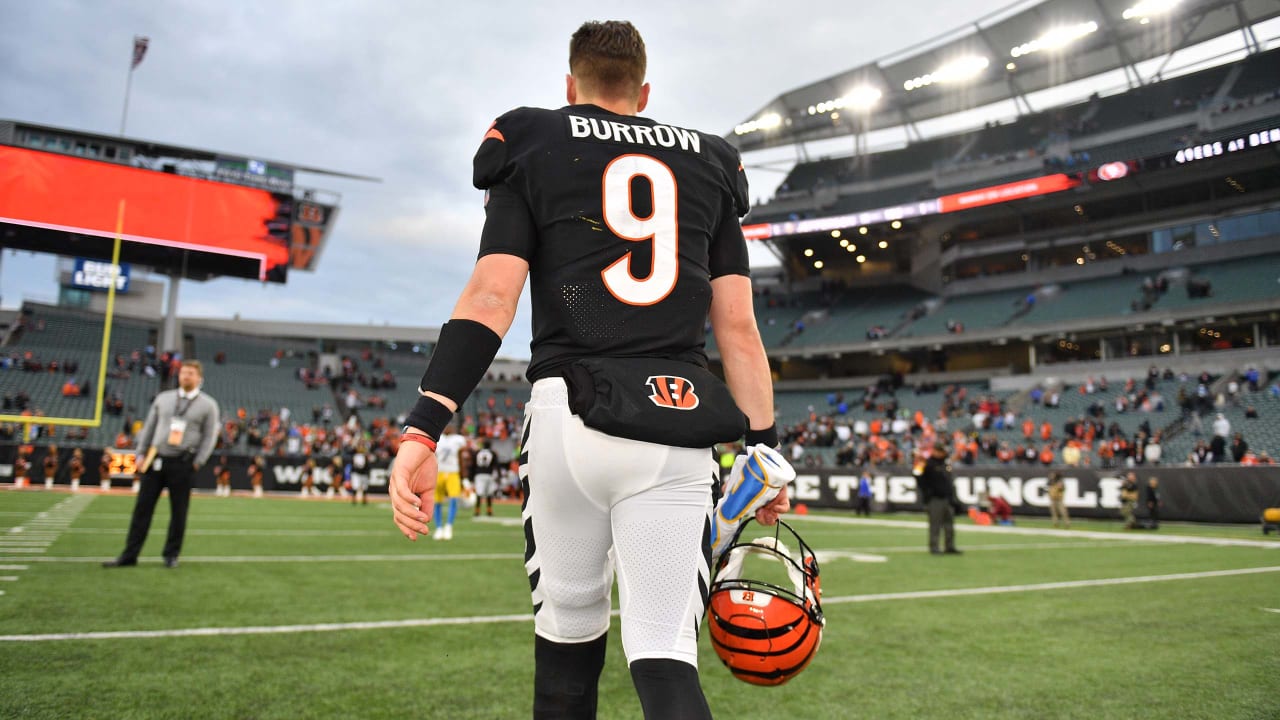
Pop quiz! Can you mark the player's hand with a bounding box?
[390,441,438,541]
[755,483,790,526]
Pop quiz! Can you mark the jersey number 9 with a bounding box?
[601,154,678,306]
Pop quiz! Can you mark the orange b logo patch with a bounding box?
[646,376,700,410]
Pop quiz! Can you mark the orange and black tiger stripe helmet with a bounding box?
[707,519,824,686]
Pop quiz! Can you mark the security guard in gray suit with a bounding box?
[914,442,963,555]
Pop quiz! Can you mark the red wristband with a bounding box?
[400,433,437,452]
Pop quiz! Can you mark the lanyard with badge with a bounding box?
[168,393,195,446]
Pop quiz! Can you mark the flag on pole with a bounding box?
[131,36,150,69]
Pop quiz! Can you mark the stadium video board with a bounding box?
[0,145,291,282]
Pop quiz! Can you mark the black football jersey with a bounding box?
[473,104,750,382]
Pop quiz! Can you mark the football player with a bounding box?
[390,20,787,720]
[471,439,498,517]
[431,424,467,540]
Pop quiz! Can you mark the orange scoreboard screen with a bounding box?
[0,145,291,281]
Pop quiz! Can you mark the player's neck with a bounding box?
[572,97,638,116]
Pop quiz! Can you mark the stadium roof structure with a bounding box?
[0,119,381,184]
[728,0,1280,152]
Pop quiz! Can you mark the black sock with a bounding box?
[533,634,607,720]
[629,658,712,720]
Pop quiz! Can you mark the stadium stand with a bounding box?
[750,53,1277,226]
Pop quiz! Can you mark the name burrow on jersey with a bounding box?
[568,115,702,154]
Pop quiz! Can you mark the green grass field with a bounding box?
[1,489,1277,719]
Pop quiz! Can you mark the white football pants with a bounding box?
[521,378,717,667]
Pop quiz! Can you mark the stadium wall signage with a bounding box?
[71,258,131,293]
[0,446,391,493]
[3,445,1276,522]
[790,466,1280,524]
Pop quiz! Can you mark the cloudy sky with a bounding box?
[0,0,1018,356]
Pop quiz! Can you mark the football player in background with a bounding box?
[431,424,467,540]
[471,439,498,517]
[390,20,788,719]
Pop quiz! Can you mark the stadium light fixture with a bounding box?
[839,238,850,248]
[856,255,867,263]
[1122,0,1180,22]
[814,260,824,269]
[734,112,783,136]
[1010,21,1099,58]
[858,226,868,235]
[903,55,989,91]
[831,229,841,238]
[878,240,888,249]
[807,86,882,116]
[804,248,814,257]
[890,220,902,229]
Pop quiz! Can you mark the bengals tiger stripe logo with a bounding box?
[646,375,700,410]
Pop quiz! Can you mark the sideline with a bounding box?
[3,553,524,563]
[4,564,1276,642]
[792,515,1280,549]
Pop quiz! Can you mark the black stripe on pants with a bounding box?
[121,458,194,561]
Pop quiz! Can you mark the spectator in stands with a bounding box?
[1244,367,1260,392]
[1144,433,1162,466]
[1245,405,1259,420]
[1231,433,1248,463]
[1190,439,1213,465]
[1212,413,1231,440]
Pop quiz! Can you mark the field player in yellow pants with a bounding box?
[432,424,467,540]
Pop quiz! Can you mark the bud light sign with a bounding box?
[72,258,130,293]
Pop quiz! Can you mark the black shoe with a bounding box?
[944,549,963,555]
[163,557,179,569]
[102,557,137,568]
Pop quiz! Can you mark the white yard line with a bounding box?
[821,565,1280,605]
[64,528,399,537]
[0,497,93,597]
[794,515,1280,549]
[850,540,1164,553]
[7,553,524,564]
[3,564,1275,642]
[0,613,537,642]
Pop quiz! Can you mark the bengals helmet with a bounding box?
[707,519,824,686]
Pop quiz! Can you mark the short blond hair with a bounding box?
[181,359,204,376]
